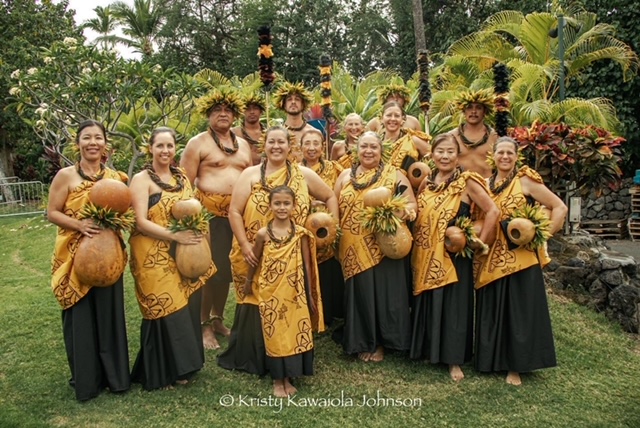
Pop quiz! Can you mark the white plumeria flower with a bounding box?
[82,67,91,74]
[63,37,77,46]
[27,67,37,75]
[10,69,20,79]
[9,87,21,96]
[44,57,53,64]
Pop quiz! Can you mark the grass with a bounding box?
[0,215,639,427]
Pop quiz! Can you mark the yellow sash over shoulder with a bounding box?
[309,159,343,263]
[258,226,324,357]
[230,162,310,305]
[129,176,216,320]
[412,171,486,295]
[475,166,547,289]
[51,169,128,310]
[197,190,232,218]
[338,163,397,280]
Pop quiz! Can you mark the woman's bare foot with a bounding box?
[449,365,464,382]
[202,323,220,350]
[273,380,288,398]
[506,371,522,386]
[160,385,174,391]
[369,346,384,362]
[284,378,297,396]
[211,317,231,337]
[358,352,371,362]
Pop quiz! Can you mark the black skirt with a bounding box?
[61,276,130,401]
[208,216,233,286]
[341,257,411,355]
[217,303,267,376]
[267,349,314,380]
[410,255,474,365]
[474,264,557,373]
[318,257,345,325]
[131,288,204,390]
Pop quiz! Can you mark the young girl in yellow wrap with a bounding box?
[244,185,323,398]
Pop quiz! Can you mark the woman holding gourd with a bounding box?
[129,127,216,390]
[474,136,566,385]
[409,133,499,382]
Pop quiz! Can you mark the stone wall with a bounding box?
[580,178,634,221]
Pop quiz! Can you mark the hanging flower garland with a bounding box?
[493,62,511,137]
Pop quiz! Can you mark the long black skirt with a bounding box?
[474,265,557,373]
[131,288,204,390]
[267,349,314,380]
[61,277,130,401]
[209,216,233,286]
[217,303,267,376]
[410,255,474,365]
[341,257,411,355]
[318,257,345,325]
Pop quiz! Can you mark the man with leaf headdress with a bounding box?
[181,88,253,350]
[232,93,266,165]
[450,89,498,178]
[274,81,316,160]
[366,84,421,133]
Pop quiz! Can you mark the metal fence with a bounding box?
[0,179,46,217]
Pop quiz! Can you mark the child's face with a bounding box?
[270,192,295,220]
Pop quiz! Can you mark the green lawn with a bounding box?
[0,215,638,427]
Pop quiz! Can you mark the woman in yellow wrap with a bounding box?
[410,133,499,382]
[301,128,345,325]
[48,120,130,401]
[128,127,216,390]
[331,113,364,169]
[244,185,323,397]
[379,102,430,173]
[218,126,337,375]
[474,137,566,385]
[334,131,417,363]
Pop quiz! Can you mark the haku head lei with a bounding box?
[493,62,511,136]
[273,81,313,111]
[455,88,495,115]
[377,84,411,106]
[195,88,245,118]
[243,92,266,112]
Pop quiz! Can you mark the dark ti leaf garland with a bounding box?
[258,26,275,125]
[417,50,431,113]
[319,54,333,157]
[493,62,511,137]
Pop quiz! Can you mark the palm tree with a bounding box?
[109,0,166,59]
[80,6,118,50]
[429,3,639,130]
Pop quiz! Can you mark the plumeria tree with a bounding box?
[10,37,202,177]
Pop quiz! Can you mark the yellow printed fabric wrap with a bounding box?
[338,163,397,280]
[51,169,128,310]
[337,151,355,170]
[475,166,545,289]
[197,190,232,218]
[412,171,486,295]
[387,130,419,172]
[129,177,216,320]
[258,227,325,357]
[310,160,343,263]
[230,162,310,305]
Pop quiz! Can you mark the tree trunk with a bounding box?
[411,0,426,55]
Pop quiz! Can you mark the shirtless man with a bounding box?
[231,94,265,165]
[273,81,316,161]
[181,88,253,350]
[449,89,498,178]
[366,84,421,133]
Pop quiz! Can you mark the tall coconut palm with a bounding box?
[80,6,118,50]
[429,3,638,130]
[109,0,166,59]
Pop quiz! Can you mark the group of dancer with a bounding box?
[48,81,567,401]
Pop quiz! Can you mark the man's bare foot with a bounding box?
[284,378,297,396]
[160,385,174,391]
[449,365,464,382]
[273,380,288,398]
[202,324,220,350]
[369,346,384,362]
[358,352,371,362]
[175,379,189,386]
[506,371,522,386]
[211,316,230,337]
